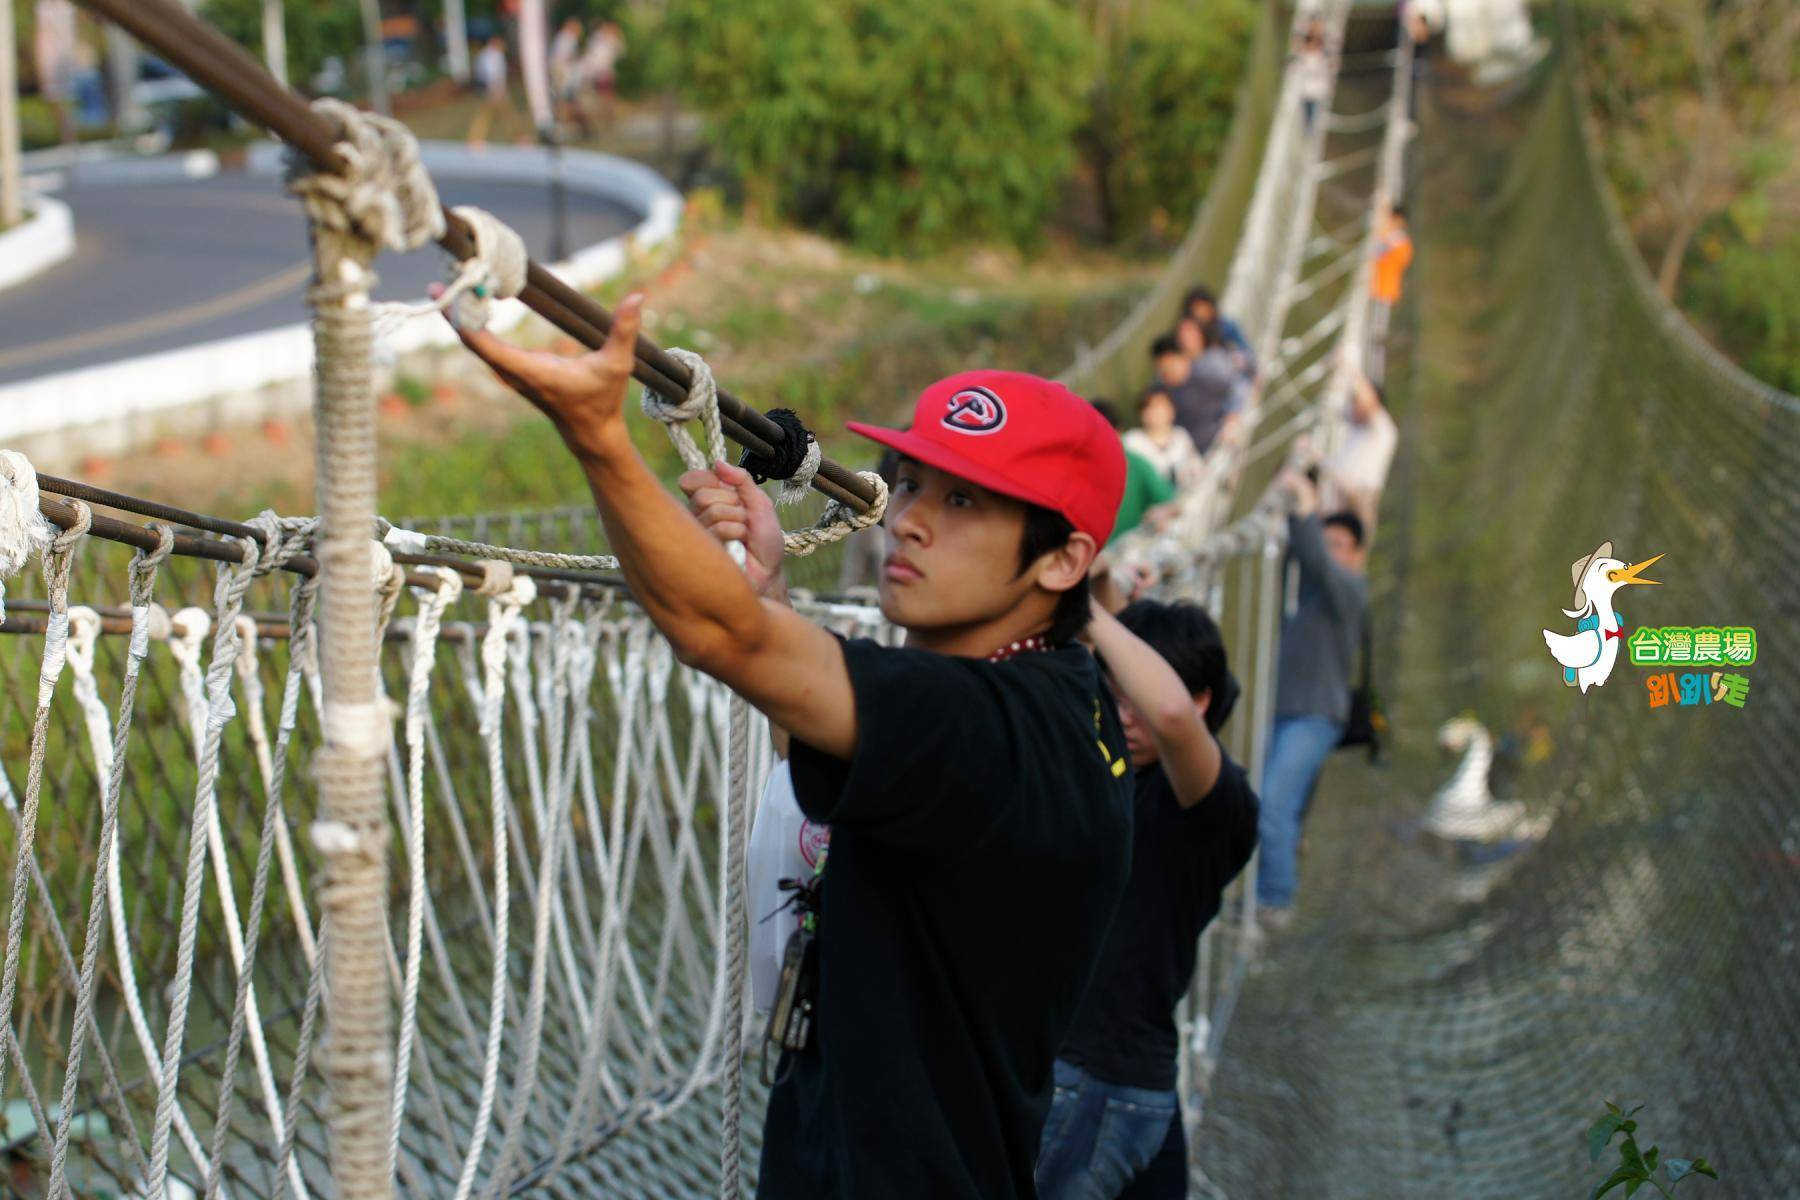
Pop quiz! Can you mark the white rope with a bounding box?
[230,606,320,968]
[77,603,222,1195]
[641,347,728,473]
[449,570,533,1200]
[0,501,87,1169]
[162,578,312,1200]
[372,206,529,339]
[389,565,463,1178]
[205,517,320,1200]
[483,590,593,1198]
[638,347,755,1200]
[43,597,162,1199]
[144,535,262,1199]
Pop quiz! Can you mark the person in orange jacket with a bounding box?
[1367,203,1413,381]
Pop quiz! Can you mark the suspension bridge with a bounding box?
[0,0,1792,1198]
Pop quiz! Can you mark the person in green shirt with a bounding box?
[1092,399,1179,543]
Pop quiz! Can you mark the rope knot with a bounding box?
[245,512,315,576]
[739,408,823,506]
[442,206,529,332]
[640,347,715,425]
[284,98,445,256]
[641,348,726,472]
[49,499,90,553]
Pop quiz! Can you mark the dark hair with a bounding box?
[1390,203,1408,222]
[1182,285,1217,313]
[1176,314,1216,350]
[1116,599,1239,733]
[1090,398,1124,431]
[1322,509,1366,547]
[875,447,902,489]
[1150,333,1183,360]
[1017,506,1091,646]
[1138,385,1174,413]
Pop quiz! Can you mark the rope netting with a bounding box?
[0,0,1380,1192]
[0,505,900,1197]
[1188,12,1800,1199]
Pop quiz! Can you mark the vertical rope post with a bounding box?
[285,99,444,1200]
[307,230,393,1199]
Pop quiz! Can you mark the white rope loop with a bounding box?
[642,347,727,474]
[782,470,888,558]
[450,568,535,1200]
[390,565,464,1179]
[776,437,824,508]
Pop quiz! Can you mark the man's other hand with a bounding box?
[445,290,645,462]
[680,460,786,598]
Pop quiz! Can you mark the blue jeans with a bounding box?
[1036,1060,1179,1200]
[1255,713,1346,908]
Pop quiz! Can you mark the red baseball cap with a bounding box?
[846,370,1126,544]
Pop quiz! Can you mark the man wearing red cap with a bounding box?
[450,295,1135,1198]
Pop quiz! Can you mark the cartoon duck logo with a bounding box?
[1542,541,1662,693]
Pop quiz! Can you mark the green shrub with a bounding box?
[660,0,1090,254]
[1684,220,1800,394]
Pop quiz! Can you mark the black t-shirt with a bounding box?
[1058,755,1259,1092]
[759,637,1135,1199]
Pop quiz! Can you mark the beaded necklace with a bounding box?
[986,634,1051,663]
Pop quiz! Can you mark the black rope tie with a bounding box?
[738,408,814,484]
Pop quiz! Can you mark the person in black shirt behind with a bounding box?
[1036,596,1259,1200]
[444,293,1136,1199]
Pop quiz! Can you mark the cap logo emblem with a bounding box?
[941,386,1007,435]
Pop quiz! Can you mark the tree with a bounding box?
[201,0,363,89]
[1077,0,1260,241]
[1577,0,1798,299]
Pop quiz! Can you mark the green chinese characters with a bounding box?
[1627,625,1757,667]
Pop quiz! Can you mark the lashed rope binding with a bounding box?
[383,353,888,574]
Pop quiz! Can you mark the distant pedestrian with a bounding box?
[466,36,513,148]
[34,0,80,146]
[550,18,585,129]
[1123,387,1202,488]
[1153,331,1245,454]
[1256,468,1368,925]
[1093,400,1178,544]
[1321,359,1398,539]
[1296,30,1331,133]
[1183,285,1255,380]
[581,21,626,131]
[1367,203,1413,380]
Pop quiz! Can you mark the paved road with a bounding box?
[0,172,639,386]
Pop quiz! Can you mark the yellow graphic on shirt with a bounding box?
[1093,699,1127,777]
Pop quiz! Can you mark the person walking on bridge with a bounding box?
[1255,467,1369,925]
[447,297,1136,1199]
[1036,597,1258,1199]
[1367,203,1413,381]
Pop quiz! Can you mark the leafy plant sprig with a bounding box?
[1587,1101,1717,1199]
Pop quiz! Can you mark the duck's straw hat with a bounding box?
[1569,540,1612,607]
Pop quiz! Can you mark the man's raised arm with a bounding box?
[446,294,857,757]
